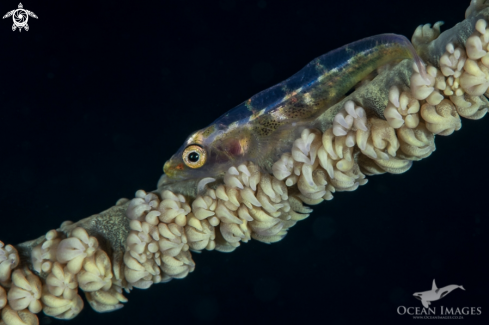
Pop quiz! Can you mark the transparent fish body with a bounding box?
[163,33,425,181]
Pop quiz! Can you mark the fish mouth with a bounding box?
[163,159,186,178]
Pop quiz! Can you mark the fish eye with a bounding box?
[182,145,207,168]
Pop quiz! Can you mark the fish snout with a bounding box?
[163,159,185,177]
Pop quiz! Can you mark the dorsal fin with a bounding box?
[432,279,438,291]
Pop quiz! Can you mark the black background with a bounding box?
[0,0,487,324]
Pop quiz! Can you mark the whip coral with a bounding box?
[1,1,487,324]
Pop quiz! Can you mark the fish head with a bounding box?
[163,124,251,181]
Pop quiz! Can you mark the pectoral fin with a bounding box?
[422,300,430,308]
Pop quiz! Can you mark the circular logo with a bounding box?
[13,9,27,27]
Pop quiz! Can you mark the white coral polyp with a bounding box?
[324,128,358,171]
[84,287,126,313]
[123,190,196,287]
[440,44,466,76]
[248,207,284,238]
[158,190,191,226]
[56,227,99,274]
[0,241,19,282]
[332,101,367,146]
[124,241,161,288]
[410,64,444,104]
[272,152,294,181]
[289,129,332,199]
[292,128,322,164]
[199,162,300,247]
[126,190,160,221]
[465,20,489,60]
[128,220,160,254]
[77,250,113,292]
[384,86,420,128]
[220,222,247,244]
[203,162,298,246]
[460,19,489,96]
[123,251,151,286]
[125,217,163,288]
[277,125,368,201]
[437,43,467,97]
[223,163,261,191]
[126,191,167,286]
[1,305,39,325]
[185,216,216,251]
[31,229,61,274]
[7,269,42,313]
[191,195,217,222]
[46,262,77,300]
[158,223,189,257]
[450,94,489,120]
[42,291,84,320]
[460,58,489,95]
[272,152,301,187]
[420,100,462,135]
[411,22,443,46]
[159,251,195,279]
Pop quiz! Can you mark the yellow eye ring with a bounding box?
[182,145,207,169]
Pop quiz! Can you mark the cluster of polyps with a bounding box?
[0,229,92,324]
[271,97,428,204]
[0,242,18,284]
[0,267,42,325]
[123,188,209,291]
[440,44,467,97]
[410,21,489,132]
[384,86,420,129]
[208,162,305,246]
[273,127,365,205]
[31,230,60,275]
[56,228,124,314]
[193,162,308,246]
[462,19,489,96]
[124,190,194,289]
[43,262,81,318]
[121,161,311,290]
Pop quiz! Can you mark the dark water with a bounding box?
[0,0,487,324]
